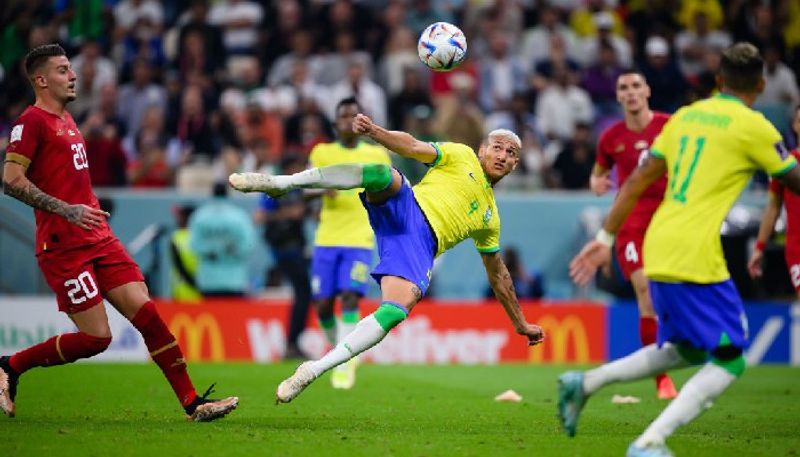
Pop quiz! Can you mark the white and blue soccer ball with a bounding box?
[417,22,467,72]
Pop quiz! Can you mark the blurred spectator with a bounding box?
[120,15,167,73]
[582,42,625,116]
[520,6,581,72]
[208,0,263,56]
[369,0,408,60]
[478,31,528,113]
[378,27,421,96]
[327,60,387,127]
[625,0,679,61]
[53,0,107,48]
[389,66,433,130]
[639,36,689,113]
[241,98,285,166]
[674,10,731,80]
[433,72,485,151]
[570,0,624,39]
[274,60,328,115]
[170,85,220,162]
[406,0,454,36]
[531,34,582,92]
[81,112,128,187]
[676,0,723,32]
[127,106,174,187]
[755,46,800,132]
[71,41,117,120]
[484,247,545,299]
[314,30,374,87]
[169,204,201,302]
[254,156,312,359]
[114,0,164,40]
[729,3,784,55]
[580,12,632,68]
[464,0,524,58]
[689,47,722,101]
[189,183,257,297]
[284,95,335,154]
[261,0,307,66]
[267,29,320,87]
[536,64,594,141]
[175,0,225,78]
[174,28,223,86]
[118,58,167,143]
[240,137,277,175]
[317,0,374,51]
[547,123,595,189]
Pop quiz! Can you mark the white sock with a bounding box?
[583,343,687,395]
[309,314,387,376]
[337,320,358,345]
[321,322,337,347]
[280,164,365,190]
[635,363,737,447]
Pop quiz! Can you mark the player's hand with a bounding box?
[747,249,764,279]
[352,113,374,135]
[517,322,545,346]
[63,204,110,230]
[589,174,613,196]
[569,240,612,286]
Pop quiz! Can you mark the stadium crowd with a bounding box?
[0,0,799,192]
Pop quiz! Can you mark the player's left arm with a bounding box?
[481,251,544,346]
[352,113,438,164]
[2,162,108,230]
[748,189,783,278]
[569,154,667,286]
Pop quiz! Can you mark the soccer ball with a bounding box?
[417,22,467,71]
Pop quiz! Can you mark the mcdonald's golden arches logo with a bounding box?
[169,313,225,361]
[529,315,590,363]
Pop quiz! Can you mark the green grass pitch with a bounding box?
[1,363,798,456]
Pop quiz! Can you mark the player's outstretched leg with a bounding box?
[557,343,689,437]
[332,296,361,390]
[629,346,743,456]
[276,301,408,403]
[129,300,238,421]
[229,163,393,196]
[640,316,678,399]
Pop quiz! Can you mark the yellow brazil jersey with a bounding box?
[414,142,501,256]
[309,141,391,248]
[644,93,797,283]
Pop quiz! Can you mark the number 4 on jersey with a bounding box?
[670,135,705,203]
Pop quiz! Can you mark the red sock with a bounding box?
[131,301,197,407]
[639,316,658,346]
[9,332,111,374]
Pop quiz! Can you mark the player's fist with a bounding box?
[747,249,764,279]
[352,113,373,135]
[590,174,613,196]
[63,204,110,230]
[517,322,545,346]
[569,240,612,286]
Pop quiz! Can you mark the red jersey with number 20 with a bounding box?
[5,106,111,254]
[596,112,670,233]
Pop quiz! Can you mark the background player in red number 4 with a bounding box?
[749,105,800,296]
[590,72,677,399]
[0,44,237,421]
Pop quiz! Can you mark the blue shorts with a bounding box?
[311,246,373,299]
[359,178,437,295]
[649,279,748,351]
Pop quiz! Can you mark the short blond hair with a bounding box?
[486,129,522,150]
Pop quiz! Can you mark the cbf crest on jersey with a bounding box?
[483,206,493,226]
[10,125,23,143]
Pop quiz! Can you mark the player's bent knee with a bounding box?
[362,164,393,193]
[79,332,113,356]
[676,342,708,365]
[373,302,408,332]
[711,346,745,377]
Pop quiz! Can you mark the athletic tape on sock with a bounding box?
[361,164,393,192]
[373,302,408,332]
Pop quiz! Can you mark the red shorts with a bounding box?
[785,248,800,293]
[614,229,645,280]
[37,236,144,314]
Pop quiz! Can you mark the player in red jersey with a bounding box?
[0,44,237,421]
[590,72,678,400]
[749,105,800,295]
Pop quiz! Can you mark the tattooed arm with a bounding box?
[481,251,544,345]
[3,162,108,230]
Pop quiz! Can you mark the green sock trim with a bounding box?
[319,316,336,330]
[361,164,393,192]
[341,310,360,324]
[712,354,746,377]
[677,342,708,365]
[372,303,407,332]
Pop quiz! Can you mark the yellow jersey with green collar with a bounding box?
[413,142,501,256]
[644,93,797,283]
[309,140,391,248]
